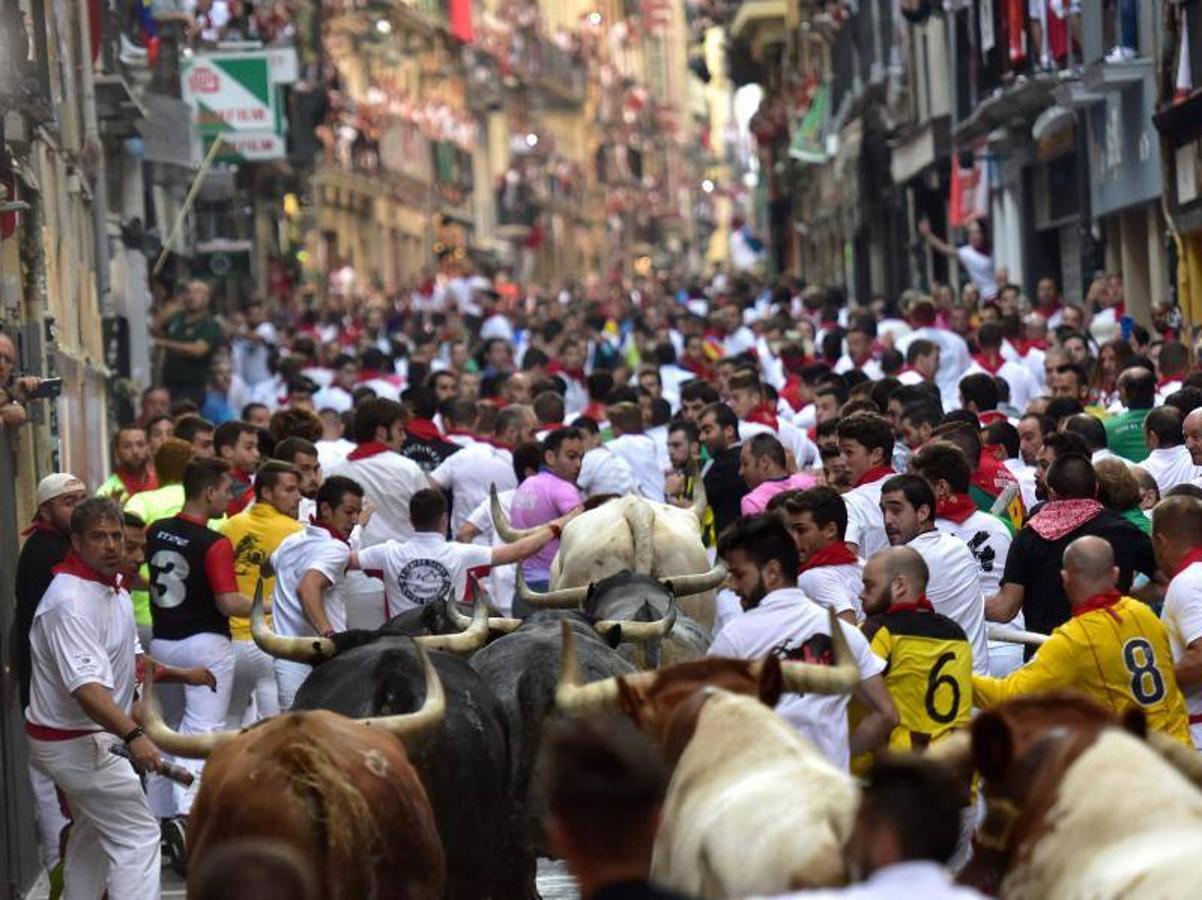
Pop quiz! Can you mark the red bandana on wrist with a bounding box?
[799,542,859,572]
[1072,589,1123,621]
[936,494,979,525]
[854,466,896,488]
[347,441,391,461]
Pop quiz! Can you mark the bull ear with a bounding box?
[616,678,645,726]
[1120,706,1149,739]
[971,711,1013,782]
[601,624,622,648]
[756,655,785,708]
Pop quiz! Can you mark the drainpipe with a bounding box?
[79,0,112,317]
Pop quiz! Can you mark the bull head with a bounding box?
[141,641,447,759]
[490,484,545,543]
[251,578,492,663]
[555,607,859,716]
[516,563,729,610]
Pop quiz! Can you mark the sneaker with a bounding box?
[161,817,187,878]
[1104,46,1137,64]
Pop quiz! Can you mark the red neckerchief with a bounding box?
[978,410,1008,426]
[854,465,895,488]
[1016,338,1048,355]
[781,377,805,413]
[849,354,874,370]
[680,357,711,379]
[347,441,391,461]
[971,453,1019,503]
[53,551,122,589]
[548,361,586,382]
[1158,376,1182,390]
[309,515,350,545]
[746,403,779,432]
[583,401,607,421]
[973,353,1006,375]
[22,520,63,538]
[1172,548,1202,579]
[890,595,934,614]
[116,467,158,497]
[1072,589,1122,622]
[799,542,858,572]
[538,421,564,431]
[936,493,978,525]
[405,418,443,442]
[231,467,252,486]
[1027,499,1104,541]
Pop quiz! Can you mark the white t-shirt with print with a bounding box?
[908,529,989,673]
[709,588,884,770]
[358,532,492,616]
[271,524,353,637]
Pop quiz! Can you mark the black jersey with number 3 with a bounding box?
[146,515,232,641]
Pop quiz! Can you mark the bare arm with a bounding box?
[456,521,483,543]
[986,583,1024,622]
[491,525,558,567]
[298,569,335,635]
[836,609,857,625]
[215,591,253,618]
[850,673,899,756]
[73,683,162,772]
[918,219,960,259]
[139,655,216,690]
[1176,638,1202,689]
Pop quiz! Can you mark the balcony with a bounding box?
[729,0,787,59]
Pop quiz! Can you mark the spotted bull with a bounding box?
[142,645,446,900]
[928,692,1202,899]
[555,611,863,898]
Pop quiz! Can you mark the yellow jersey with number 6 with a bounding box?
[973,595,1191,745]
[862,609,974,751]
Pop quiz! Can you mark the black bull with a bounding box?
[292,638,521,900]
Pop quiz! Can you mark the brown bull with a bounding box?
[143,644,447,900]
[929,691,1202,899]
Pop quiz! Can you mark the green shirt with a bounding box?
[1121,507,1153,536]
[1104,407,1151,462]
[164,310,224,391]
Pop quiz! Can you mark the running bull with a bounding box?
[555,610,862,898]
[141,643,446,900]
[250,589,523,899]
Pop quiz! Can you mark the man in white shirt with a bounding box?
[709,515,898,770]
[728,370,818,468]
[898,339,940,386]
[966,323,1038,413]
[316,408,356,472]
[327,397,429,546]
[910,442,1018,677]
[837,413,897,560]
[269,475,364,709]
[457,443,544,614]
[753,755,986,900]
[351,488,574,617]
[606,402,665,501]
[719,304,756,358]
[25,499,163,900]
[1153,496,1202,749]
[1142,407,1202,496]
[441,398,480,448]
[897,299,972,410]
[880,473,989,673]
[573,416,637,498]
[311,353,359,414]
[833,318,884,381]
[770,486,862,621]
[429,405,533,536]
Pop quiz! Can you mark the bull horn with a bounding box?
[361,642,445,739]
[555,620,654,715]
[141,668,239,759]
[661,562,728,598]
[923,730,973,766]
[447,577,524,634]
[596,596,678,643]
[413,591,490,654]
[1148,731,1202,786]
[491,484,542,542]
[516,565,588,609]
[776,609,861,696]
[690,473,708,524]
[251,577,337,663]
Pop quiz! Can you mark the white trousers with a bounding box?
[29,761,69,869]
[149,632,234,817]
[273,659,312,712]
[27,733,160,900]
[225,639,280,728]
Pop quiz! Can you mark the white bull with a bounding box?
[493,485,718,630]
[652,690,858,897]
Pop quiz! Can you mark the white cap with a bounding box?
[35,473,86,507]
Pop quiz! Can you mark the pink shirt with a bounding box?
[740,472,819,516]
[511,471,583,581]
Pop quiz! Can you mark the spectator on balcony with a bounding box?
[918,218,997,302]
[0,332,51,429]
